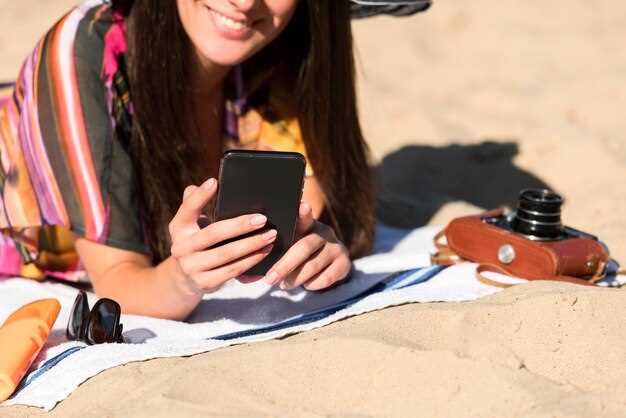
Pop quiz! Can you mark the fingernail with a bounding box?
[262,229,277,241]
[250,214,267,226]
[263,271,278,285]
[202,178,216,189]
[279,281,288,290]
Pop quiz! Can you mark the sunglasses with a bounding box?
[66,291,124,345]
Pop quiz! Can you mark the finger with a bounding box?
[194,245,274,292]
[295,202,315,237]
[180,229,277,273]
[280,245,334,290]
[263,233,326,285]
[303,258,352,291]
[171,213,269,256]
[183,185,197,201]
[170,179,217,231]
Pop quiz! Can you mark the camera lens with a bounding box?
[511,189,564,240]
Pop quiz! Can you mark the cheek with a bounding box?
[177,0,209,45]
[177,0,194,31]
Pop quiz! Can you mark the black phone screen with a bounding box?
[213,150,306,276]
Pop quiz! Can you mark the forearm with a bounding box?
[90,256,203,321]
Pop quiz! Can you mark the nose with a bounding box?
[229,0,256,12]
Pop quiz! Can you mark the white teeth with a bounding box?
[212,10,249,31]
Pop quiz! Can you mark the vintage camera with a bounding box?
[436,188,610,282]
[483,189,598,242]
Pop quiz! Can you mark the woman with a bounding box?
[0,0,429,320]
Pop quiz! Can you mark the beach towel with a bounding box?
[0,224,623,411]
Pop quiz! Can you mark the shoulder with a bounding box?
[42,1,120,78]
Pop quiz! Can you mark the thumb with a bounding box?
[296,201,314,237]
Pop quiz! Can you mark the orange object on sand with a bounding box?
[0,299,60,402]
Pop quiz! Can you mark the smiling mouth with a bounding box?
[209,8,252,31]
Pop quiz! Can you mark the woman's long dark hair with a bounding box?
[116,0,374,261]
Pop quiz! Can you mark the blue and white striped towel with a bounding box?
[1,224,622,411]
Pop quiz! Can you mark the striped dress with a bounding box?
[0,0,311,282]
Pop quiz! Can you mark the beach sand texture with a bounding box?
[2,0,626,416]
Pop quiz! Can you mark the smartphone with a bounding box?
[213,150,306,276]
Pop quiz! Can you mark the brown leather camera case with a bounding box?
[440,209,610,285]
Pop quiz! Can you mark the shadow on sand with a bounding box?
[375,140,553,227]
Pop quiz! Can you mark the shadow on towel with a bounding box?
[186,273,371,325]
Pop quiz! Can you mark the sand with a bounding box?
[2,0,626,416]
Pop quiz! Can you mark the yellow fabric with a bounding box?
[12,226,77,281]
[225,87,314,177]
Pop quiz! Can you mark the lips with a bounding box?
[209,9,251,31]
[205,5,257,40]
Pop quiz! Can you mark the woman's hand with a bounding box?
[263,202,352,291]
[169,178,277,295]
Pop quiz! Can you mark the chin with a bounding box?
[198,40,264,67]
[200,46,255,66]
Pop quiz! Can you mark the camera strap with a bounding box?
[474,263,597,288]
[430,229,462,266]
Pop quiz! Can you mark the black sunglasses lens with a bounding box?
[66,291,90,340]
[115,323,124,343]
[86,299,121,345]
